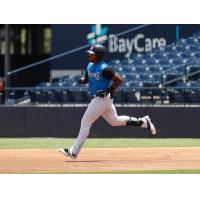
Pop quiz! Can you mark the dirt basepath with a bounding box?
[0,148,200,173]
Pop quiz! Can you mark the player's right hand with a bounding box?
[77,78,83,85]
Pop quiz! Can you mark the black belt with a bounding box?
[90,94,113,100]
[90,95,98,99]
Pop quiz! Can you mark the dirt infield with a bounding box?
[0,147,200,173]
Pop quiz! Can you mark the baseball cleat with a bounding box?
[144,115,157,135]
[59,148,77,159]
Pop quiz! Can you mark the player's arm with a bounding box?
[102,67,123,95]
[77,70,89,84]
[109,72,123,94]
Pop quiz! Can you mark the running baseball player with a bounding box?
[59,44,156,159]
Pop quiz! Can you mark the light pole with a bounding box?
[4,24,10,104]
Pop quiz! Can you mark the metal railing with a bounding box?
[7,24,152,76]
[3,86,200,106]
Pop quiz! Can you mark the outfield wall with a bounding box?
[0,106,199,138]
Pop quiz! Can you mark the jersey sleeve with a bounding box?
[102,67,115,80]
[84,70,89,83]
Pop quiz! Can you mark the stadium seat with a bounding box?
[7,91,16,104]
[149,66,159,73]
[56,90,69,103]
[187,89,200,103]
[68,88,89,103]
[46,90,56,103]
[123,88,139,103]
[31,90,47,103]
[125,73,140,81]
[135,66,146,73]
[139,73,151,81]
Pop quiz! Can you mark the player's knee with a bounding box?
[81,119,92,129]
[108,118,121,126]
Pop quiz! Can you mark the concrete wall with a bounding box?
[0,106,199,137]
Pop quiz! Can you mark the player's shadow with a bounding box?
[64,159,132,163]
[64,160,102,163]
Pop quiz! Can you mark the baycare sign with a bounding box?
[108,34,166,57]
[52,24,200,69]
[86,24,166,57]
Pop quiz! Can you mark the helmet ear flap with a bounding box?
[97,53,106,60]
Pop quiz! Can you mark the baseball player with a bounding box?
[59,44,156,159]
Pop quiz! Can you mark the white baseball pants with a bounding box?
[70,94,138,156]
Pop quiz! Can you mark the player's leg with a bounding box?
[127,115,157,135]
[69,97,109,157]
[101,101,135,126]
[102,101,156,134]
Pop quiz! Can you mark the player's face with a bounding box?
[88,54,98,63]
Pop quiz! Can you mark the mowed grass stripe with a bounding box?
[1,138,200,149]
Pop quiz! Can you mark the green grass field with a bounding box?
[0,138,200,149]
[1,138,200,173]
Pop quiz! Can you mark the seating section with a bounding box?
[9,31,200,104]
[111,35,200,88]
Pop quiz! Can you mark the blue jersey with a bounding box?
[87,61,111,96]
